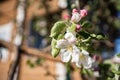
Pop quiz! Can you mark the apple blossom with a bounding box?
[74,50,93,69]
[71,9,81,23]
[80,9,88,18]
[76,24,81,32]
[63,15,70,20]
[56,38,80,62]
[64,32,76,44]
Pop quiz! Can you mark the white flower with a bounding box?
[58,42,80,62]
[64,32,76,44]
[56,32,79,62]
[75,50,93,69]
[56,39,70,49]
[71,12,81,23]
[71,9,81,23]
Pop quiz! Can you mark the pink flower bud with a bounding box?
[71,9,81,23]
[76,24,81,32]
[63,15,70,20]
[93,55,100,61]
[80,9,87,18]
[72,9,78,13]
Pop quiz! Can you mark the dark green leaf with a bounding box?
[112,69,120,75]
[78,30,90,39]
[81,21,92,28]
[107,71,115,78]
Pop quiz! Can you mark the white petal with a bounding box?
[64,32,76,44]
[56,39,70,49]
[60,50,72,62]
[75,60,81,68]
[71,46,80,62]
[82,56,93,69]
[82,50,89,55]
[71,13,81,23]
[71,53,79,62]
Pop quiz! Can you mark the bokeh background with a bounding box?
[0,0,120,80]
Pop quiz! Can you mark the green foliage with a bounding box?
[35,58,45,65]
[81,21,92,28]
[51,39,60,57]
[112,69,120,75]
[117,54,120,58]
[51,48,60,58]
[78,30,90,39]
[67,23,76,32]
[26,59,35,68]
[50,21,67,39]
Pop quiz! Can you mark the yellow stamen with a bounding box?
[79,53,85,60]
[67,46,73,51]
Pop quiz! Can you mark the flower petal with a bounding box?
[75,60,82,68]
[60,49,72,62]
[64,32,76,44]
[56,39,70,49]
[71,46,80,62]
[82,50,89,55]
[82,56,93,69]
[71,12,81,23]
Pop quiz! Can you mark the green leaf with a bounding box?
[50,21,66,39]
[106,71,115,78]
[51,38,57,48]
[96,35,104,40]
[117,54,120,57]
[57,34,64,40]
[78,30,90,39]
[51,39,60,57]
[26,59,35,68]
[81,21,92,28]
[112,69,120,75]
[51,48,60,57]
[90,34,97,38]
[67,23,76,32]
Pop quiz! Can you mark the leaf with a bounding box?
[51,48,60,57]
[67,23,76,32]
[81,21,92,28]
[106,71,115,78]
[112,69,120,75]
[117,54,120,57]
[51,39,60,57]
[51,38,57,48]
[90,34,97,38]
[78,30,90,39]
[57,34,64,40]
[96,35,104,40]
[50,21,66,39]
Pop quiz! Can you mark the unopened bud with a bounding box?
[76,24,81,32]
[72,8,78,13]
[63,15,70,20]
[80,9,87,18]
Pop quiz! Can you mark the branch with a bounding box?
[20,46,63,63]
[0,39,16,52]
[0,39,61,63]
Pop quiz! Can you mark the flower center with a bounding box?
[67,46,73,51]
[79,53,85,60]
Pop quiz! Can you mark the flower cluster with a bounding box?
[50,9,100,69]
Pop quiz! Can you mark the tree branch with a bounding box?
[20,46,62,63]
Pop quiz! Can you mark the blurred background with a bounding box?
[0,0,120,80]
